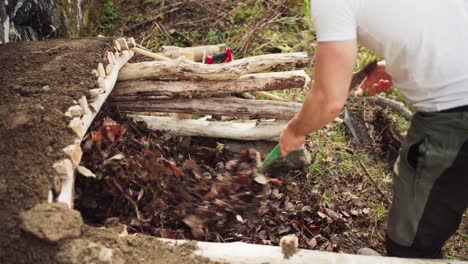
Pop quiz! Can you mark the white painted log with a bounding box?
[159,239,466,264]
[118,52,309,81]
[129,115,287,141]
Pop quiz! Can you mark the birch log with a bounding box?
[112,71,309,100]
[113,97,301,120]
[118,52,309,81]
[130,115,287,141]
[57,48,134,208]
[160,44,226,61]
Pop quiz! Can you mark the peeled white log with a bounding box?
[63,142,83,167]
[53,159,75,207]
[97,63,105,78]
[105,64,114,76]
[159,239,460,264]
[57,49,133,209]
[89,88,105,98]
[112,70,309,100]
[118,52,309,81]
[68,117,85,138]
[64,105,83,118]
[160,44,226,61]
[129,115,287,141]
[78,96,92,115]
[81,50,134,139]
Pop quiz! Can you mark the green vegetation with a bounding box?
[99,0,118,32]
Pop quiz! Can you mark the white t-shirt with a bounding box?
[311,0,468,112]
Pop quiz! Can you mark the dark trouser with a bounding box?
[386,108,468,258]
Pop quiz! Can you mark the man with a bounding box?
[279,0,468,258]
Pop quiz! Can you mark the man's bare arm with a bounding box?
[279,40,357,156]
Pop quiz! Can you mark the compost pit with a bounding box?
[75,102,404,255]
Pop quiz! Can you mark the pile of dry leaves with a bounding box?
[76,109,387,253]
[76,114,267,239]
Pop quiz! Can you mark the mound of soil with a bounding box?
[0,38,113,262]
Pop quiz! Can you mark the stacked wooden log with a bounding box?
[110,51,311,141]
[52,40,134,208]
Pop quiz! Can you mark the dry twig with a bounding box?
[359,160,391,204]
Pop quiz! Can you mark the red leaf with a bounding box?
[269,179,283,186]
[237,172,249,185]
[91,127,105,142]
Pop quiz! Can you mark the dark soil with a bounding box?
[0,38,113,262]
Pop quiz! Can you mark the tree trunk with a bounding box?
[118,52,309,81]
[112,70,309,100]
[129,115,287,141]
[113,97,302,120]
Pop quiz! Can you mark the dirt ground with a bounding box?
[0,39,213,263]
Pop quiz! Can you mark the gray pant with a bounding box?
[386,109,468,258]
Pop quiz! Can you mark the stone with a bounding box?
[0,179,7,199]
[20,202,83,243]
[8,111,32,129]
[263,146,311,178]
[357,247,381,256]
[57,239,125,264]
[280,234,299,259]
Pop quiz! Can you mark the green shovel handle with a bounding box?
[258,144,281,173]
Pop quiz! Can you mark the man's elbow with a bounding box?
[323,101,345,117]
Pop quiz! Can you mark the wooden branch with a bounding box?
[254,91,285,101]
[129,115,287,141]
[81,50,134,138]
[160,44,226,62]
[113,97,301,120]
[359,160,391,204]
[57,48,134,209]
[112,71,309,100]
[118,52,309,81]
[365,96,413,120]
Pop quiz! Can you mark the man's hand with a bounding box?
[356,61,393,96]
[279,124,305,157]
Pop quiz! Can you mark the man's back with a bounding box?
[311,0,468,111]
